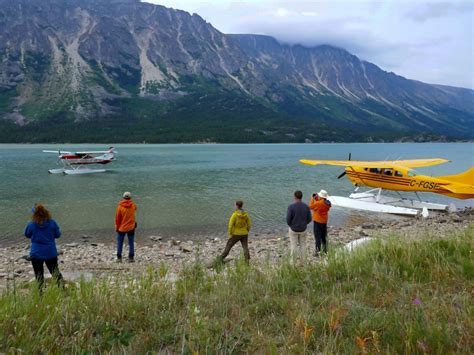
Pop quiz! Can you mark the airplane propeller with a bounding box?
[337,153,351,179]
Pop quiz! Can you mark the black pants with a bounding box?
[31,257,63,288]
[313,222,328,253]
[221,235,250,262]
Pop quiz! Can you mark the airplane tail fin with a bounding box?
[439,167,474,185]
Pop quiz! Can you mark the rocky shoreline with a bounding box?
[1,208,472,290]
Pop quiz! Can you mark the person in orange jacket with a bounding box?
[115,191,137,262]
[310,189,331,254]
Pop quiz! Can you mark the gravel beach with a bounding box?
[1,208,472,290]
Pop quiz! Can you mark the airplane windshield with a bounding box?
[408,170,417,177]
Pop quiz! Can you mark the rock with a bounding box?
[170,239,180,246]
[165,252,174,257]
[17,255,31,262]
[213,238,220,242]
[65,243,79,248]
[180,244,193,253]
[90,243,99,247]
[0,273,7,278]
[149,236,162,242]
[344,237,375,252]
[451,215,462,222]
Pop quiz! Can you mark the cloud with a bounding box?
[143,0,474,88]
[302,11,317,16]
[407,2,474,22]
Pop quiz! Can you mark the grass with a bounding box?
[1,227,472,353]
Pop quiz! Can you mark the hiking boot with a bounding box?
[128,257,135,263]
[116,257,122,263]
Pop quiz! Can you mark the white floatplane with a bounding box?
[43,147,116,175]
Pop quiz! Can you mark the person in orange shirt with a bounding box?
[115,191,137,262]
[309,189,331,255]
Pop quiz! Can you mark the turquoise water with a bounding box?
[0,143,473,244]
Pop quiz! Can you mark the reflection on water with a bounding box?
[0,143,472,245]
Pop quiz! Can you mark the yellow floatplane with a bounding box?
[300,157,474,216]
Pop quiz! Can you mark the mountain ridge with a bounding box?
[0,0,472,143]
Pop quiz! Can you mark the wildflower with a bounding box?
[412,297,422,306]
[303,326,314,342]
[356,336,367,353]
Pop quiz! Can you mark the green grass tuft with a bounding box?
[1,227,472,353]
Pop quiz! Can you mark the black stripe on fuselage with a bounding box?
[346,172,410,185]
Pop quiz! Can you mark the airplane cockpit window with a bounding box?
[395,171,403,177]
[384,169,393,176]
[369,168,381,173]
[408,170,417,177]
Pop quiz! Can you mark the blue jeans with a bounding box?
[117,230,135,259]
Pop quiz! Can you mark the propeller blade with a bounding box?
[337,153,351,178]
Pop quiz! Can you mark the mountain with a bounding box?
[0,0,472,143]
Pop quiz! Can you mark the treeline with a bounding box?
[0,92,438,143]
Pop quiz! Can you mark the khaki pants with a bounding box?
[221,235,250,262]
[288,228,307,262]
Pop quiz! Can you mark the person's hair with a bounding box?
[294,190,303,200]
[32,204,51,225]
[236,200,243,209]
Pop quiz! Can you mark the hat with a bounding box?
[123,191,132,199]
[317,190,328,199]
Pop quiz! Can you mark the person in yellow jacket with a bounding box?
[219,200,252,263]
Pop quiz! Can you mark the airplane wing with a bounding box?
[299,158,450,169]
[75,151,111,154]
[43,150,73,154]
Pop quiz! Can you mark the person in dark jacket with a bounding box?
[286,191,312,262]
[24,204,63,289]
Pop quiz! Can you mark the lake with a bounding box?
[0,143,473,245]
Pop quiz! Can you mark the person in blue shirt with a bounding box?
[24,204,63,288]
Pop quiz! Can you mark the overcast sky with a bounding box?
[143,0,473,89]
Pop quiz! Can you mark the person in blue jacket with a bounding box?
[24,204,63,288]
